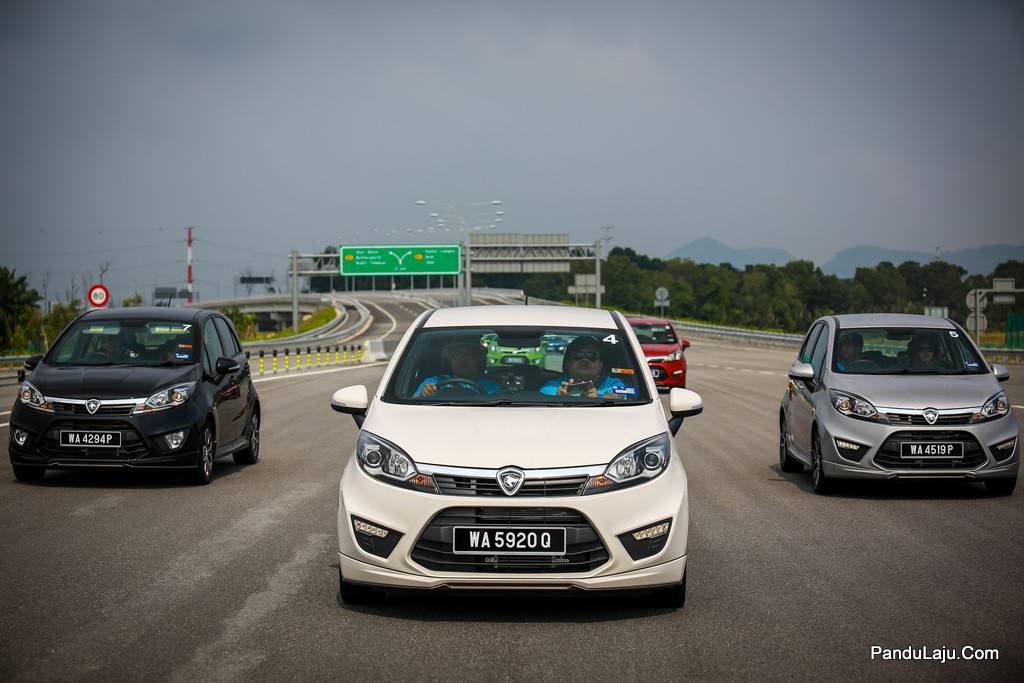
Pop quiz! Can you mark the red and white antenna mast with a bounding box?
[187,226,194,304]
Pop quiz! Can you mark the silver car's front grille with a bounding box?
[883,410,974,426]
[410,507,609,573]
[874,431,986,470]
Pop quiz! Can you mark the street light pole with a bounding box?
[415,200,502,306]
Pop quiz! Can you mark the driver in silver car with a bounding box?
[836,332,864,372]
[414,337,501,397]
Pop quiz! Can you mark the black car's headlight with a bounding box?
[829,390,890,424]
[972,391,1010,422]
[584,433,672,494]
[356,431,438,493]
[18,381,53,413]
[134,382,196,414]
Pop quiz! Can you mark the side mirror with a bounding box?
[667,387,703,436]
[680,339,691,349]
[215,356,240,375]
[24,354,43,371]
[992,363,1010,382]
[331,385,369,427]
[788,361,815,381]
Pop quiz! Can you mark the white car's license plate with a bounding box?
[453,526,566,555]
[60,430,122,448]
[900,442,963,458]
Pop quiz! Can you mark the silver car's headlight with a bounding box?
[830,390,890,424]
[584,433,671,494]
[972,391,1010,422]
[356,431,438,493]
[133,382,195,414]
[18,381,53,413]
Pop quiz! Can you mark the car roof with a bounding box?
[421,305,622,329]
[831,313,956,329]
[79,306,211,324]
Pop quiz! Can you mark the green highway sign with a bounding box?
[339,244,461,275]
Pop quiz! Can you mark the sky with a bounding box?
[2,0,1023,306]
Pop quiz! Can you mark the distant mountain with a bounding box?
[664,239,1024,278]
[665,238,794,268]
[822,245,1024,278]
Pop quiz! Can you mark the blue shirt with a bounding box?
[415,375,502,396]
[539,375,628,396]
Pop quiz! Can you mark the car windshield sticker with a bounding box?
[613,386,638,395]
[965,361,980,369]
[612,367,635,375]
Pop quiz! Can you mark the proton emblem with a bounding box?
[496,467,525,496]
[86,399,101,415]
[923,408,939,425]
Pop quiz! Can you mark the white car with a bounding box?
[331,305,703,606]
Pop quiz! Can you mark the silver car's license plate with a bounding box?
[453,526,566,555]
[60,430,121,448]
[900,442,963,458]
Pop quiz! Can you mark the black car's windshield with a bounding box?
[833,326,986,375]
[49,320,197,366]
[383,325,651,405]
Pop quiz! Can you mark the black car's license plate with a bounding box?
[900,442,963,458]
[60,430,121,448]
[453,526,566,555]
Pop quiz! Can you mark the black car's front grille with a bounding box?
[884,411,974,426]
[434,474,588,497]
[52,401,136,417]
[36,420,147,459]
[411,507,609,573]
[874,431,986,469]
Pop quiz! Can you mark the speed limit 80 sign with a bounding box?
[88,284,110,308]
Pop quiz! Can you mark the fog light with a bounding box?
[163,430,187,450]
[351,516,403,558]
[618,519,672,561]
[834,437,867,462]
[13,429,29,447]
[993,438,1017,462]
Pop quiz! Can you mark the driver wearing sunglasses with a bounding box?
[540,335,627,399]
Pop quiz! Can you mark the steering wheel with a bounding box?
[846,359,878,371]
[82,351,113,361]
[434,377,487,394]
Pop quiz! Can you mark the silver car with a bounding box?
[779,314,1019,494]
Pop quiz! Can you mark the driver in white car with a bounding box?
[414,337,502,397]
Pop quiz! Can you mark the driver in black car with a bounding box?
[414,337,502,397]
[836,332,864,372]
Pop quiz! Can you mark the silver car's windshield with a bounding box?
[833,326,986,375]
[383,325,650,405]
[48,320,197,366]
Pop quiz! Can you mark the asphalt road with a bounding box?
[1,301,1023,681]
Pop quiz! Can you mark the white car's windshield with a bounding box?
[383,325,651,405]
[833,326,986,375]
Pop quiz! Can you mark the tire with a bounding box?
[810,431,831,495]
[338,568,378,605]
[186,424,215,485]
[233,411,260,466]
[779,415,802,473]
[645,570,687,609]
[985,477,1017,496]
[12,464,45,483]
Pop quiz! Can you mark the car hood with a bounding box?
[640,343,680,357]
[27,363,199,399]
[361,401,670,469]
[829,372,1003,409]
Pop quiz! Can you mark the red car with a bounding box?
[627,318,689,389]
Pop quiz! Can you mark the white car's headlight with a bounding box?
[584,433,672,494]
[829,390,889,424]
[18,381,53,413]
[972,391,1010,422]
[356,431,438,493]
[134,382,195,414]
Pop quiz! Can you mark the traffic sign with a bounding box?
[966,312,987,334]
[966,290,987,311]
[655,286,669,301]
[339,245,461,275]
[88,284,110,308]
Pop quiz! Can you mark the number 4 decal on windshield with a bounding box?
[603,334,618,344]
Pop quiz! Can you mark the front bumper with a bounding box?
[337,456,689,592]
[647,359,686,388]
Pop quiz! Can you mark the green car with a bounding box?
[483,335,545,367]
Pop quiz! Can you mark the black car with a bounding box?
[8,307,261,485]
